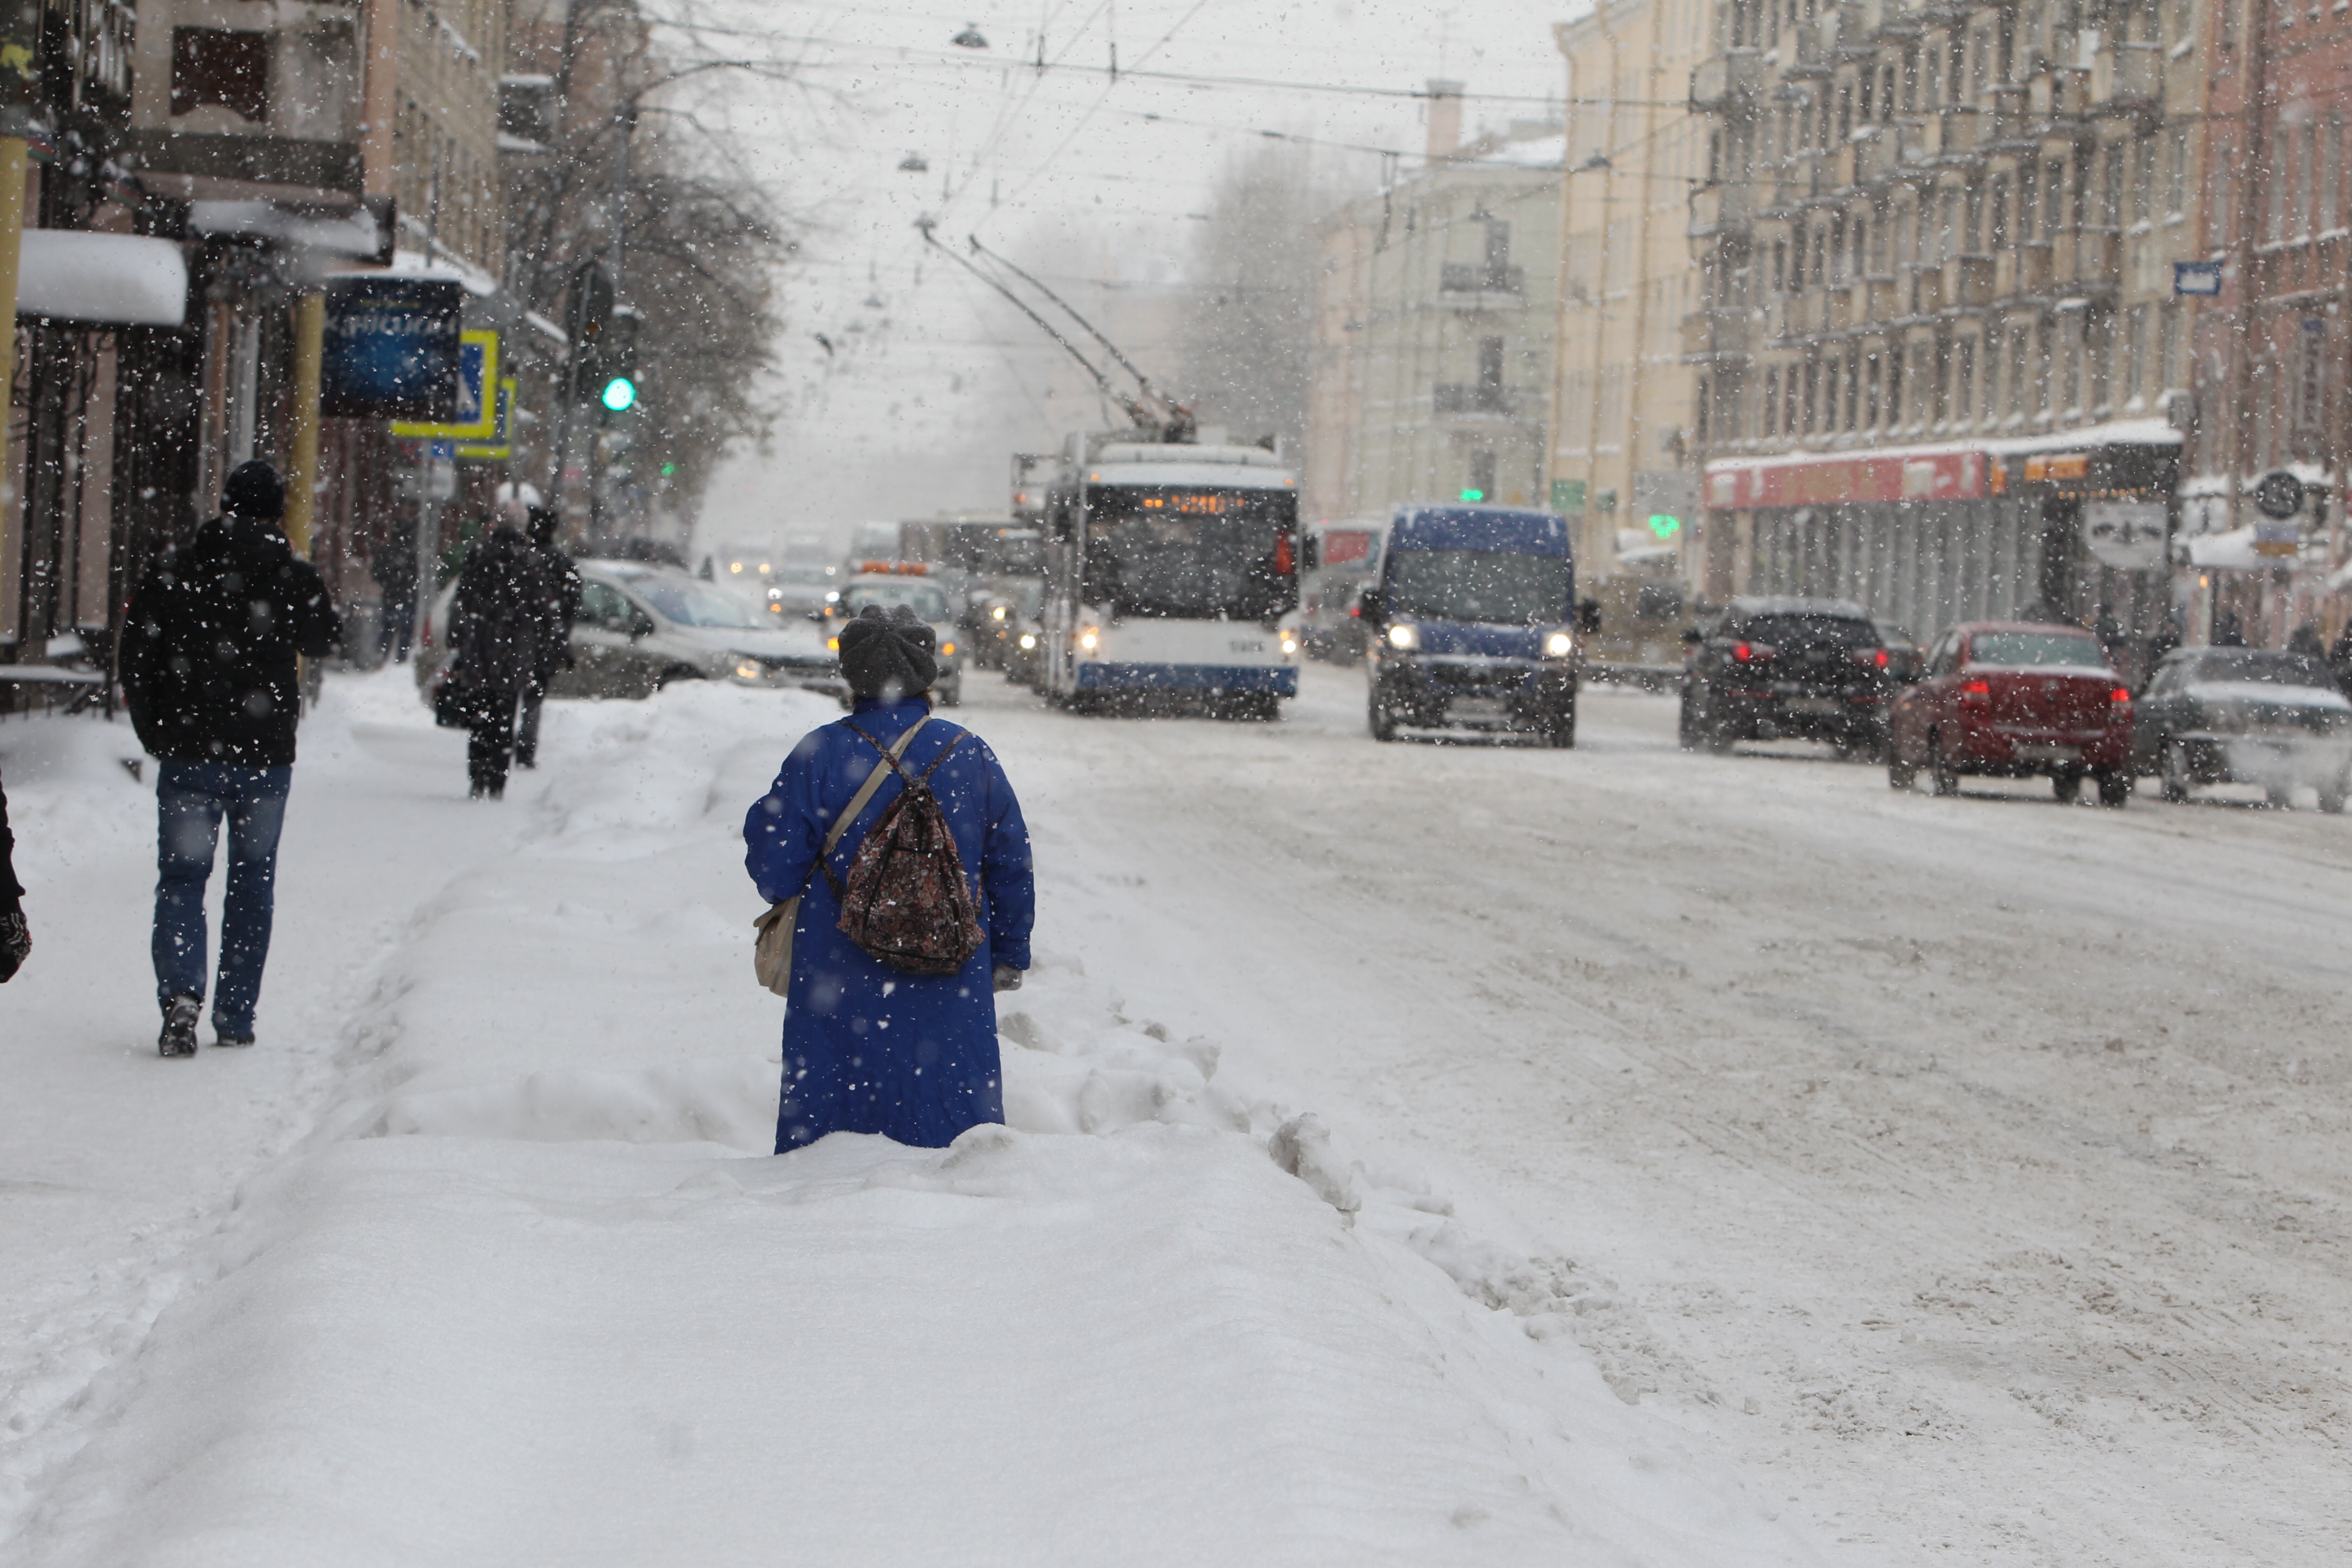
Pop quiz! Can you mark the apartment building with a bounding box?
[1687,0,2206,649]
[1549,0,1712,588]
[2189,0,2352,643]
[1305,103,1564,524]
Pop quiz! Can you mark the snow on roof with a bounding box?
[1475,134,1565,169]
[15,230,186,327]
[1706,415,2182,475]
[188,200,385,258]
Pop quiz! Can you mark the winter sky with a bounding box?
[686,0,1586,548]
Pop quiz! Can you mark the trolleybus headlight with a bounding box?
[991,605,1007,621]
[1280,632,1300,656]
[1018,633,1037,650]
[1544,630,1575,658]
[734,660,764,682]
[1386,622,1420,651]
[1079,628,1101,653]
[941,641,957,657]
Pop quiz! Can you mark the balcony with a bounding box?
[1690,51,1762,113]
[1438,264,1524,301]
[1688,182,1753,238]
[2089,44,2160,115]
[1433,384,1529,419]
[1952,256,1998,307]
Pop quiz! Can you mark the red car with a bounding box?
[1889,623,2133,805]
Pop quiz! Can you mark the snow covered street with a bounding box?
[4,662,2350,1565]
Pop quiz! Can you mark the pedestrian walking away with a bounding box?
[514,501,580,771]
[1,763,28,983]
[444,514,561,798]
[118,460,340,1055]
[744,604,1034,1154]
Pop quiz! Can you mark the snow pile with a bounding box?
[2,675,1818,1567]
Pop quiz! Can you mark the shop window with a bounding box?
[171,28,270,122]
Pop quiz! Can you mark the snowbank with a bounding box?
[1,676,1816,1567]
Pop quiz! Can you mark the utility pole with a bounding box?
[590,103,635,550]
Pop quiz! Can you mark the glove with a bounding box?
[991,965,1023,994]
[0,909,27,984]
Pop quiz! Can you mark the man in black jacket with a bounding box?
[513,501,578,771]
[119,461,341,1056]
[0,764,26,983]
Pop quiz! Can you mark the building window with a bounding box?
[171,27,271,122]
[1475,337,1505,411]
[1983,331,2002,422]
[1865,353,1883,427]
[2124,303,2147,403]
[1469,451,1497,496]
[1766,367,1782,436]
[1957,336,1976,419]
[1889,346,1905,427]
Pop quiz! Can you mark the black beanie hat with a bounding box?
[837,604,939,702]
[223,461,285,521]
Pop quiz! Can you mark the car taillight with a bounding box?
[2111,687,2131,704]
[1273,534,1295,575]
[1858,647,1889,669]
[1735,641,1772,662]
[1959,678,1990,707]
[1348,604,1360,617]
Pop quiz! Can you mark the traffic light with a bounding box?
[1646,512,1682,540]
[597,306,640,414]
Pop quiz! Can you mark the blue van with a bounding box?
[1360,506,1579,745]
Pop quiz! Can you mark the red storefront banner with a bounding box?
[1705,450,1987,510]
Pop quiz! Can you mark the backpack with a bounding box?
[825,722,986,977]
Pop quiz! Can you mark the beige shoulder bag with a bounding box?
[753,718,927,997]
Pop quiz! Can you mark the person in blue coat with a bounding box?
[744,606,1033,1153]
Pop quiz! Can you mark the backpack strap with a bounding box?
[806,718,926,897]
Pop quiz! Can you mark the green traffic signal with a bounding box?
[1647,513,1681,540]
[600,376,638,412]
[1459,488,1485,502]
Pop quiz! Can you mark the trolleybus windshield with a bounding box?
[1082,486,1297,620]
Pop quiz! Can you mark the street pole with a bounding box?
[285,293,325,558]
[590,105,635,552]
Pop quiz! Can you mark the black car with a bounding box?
[2132,647,2352,811]
[1679,596,1894,757]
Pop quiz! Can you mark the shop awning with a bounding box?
[187,200,388,258]
[15,231,187,327]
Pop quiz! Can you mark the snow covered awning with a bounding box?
[187,200,388,259]
[15,230,187,327]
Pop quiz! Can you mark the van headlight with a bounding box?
[1544,630,1576,658]
[1018,633,1037,650]
[733,659,764,682]
[991,605,1007,621]
[1386,622,1420,651]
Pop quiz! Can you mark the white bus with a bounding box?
[1036,433,1302,718]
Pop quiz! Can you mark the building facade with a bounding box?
[2188,0,2352,645]
[1549,0,1712,589]
[1687,0,2208,656]
[1305,107,1563,526]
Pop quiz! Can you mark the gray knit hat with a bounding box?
[837,604,939,702]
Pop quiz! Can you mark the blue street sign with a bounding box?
[2174,261,2223,297]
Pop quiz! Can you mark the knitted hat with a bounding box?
[837,604,939,702]
[222,461,285,520]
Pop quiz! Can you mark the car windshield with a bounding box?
[842,582,951,622]
[1737,614,1879,650]
[1969,632,2107,668]
[1081,487,1298,619]
[2188,652,2337,689]
[1386,549,1571,624]
[627,578,768,629]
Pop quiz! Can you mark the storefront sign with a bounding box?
[322,278,465,420]
[1703,450,1983,509]
[2081,500,2166,570]
[2173,261,2222,297]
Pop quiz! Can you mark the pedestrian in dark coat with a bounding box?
[513,503,580,770]
[119,460,340,1054]
[0,764,27,983]
[2330,624,2352,695]
[445,522,558,798]
[744,607,1034,1154]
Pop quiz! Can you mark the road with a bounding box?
[4,659,2346,1566]
[969,660,2352,1566]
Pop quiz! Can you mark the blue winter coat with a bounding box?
[744,699,1034,1154]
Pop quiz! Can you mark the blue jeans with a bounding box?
[153,762,292,1035]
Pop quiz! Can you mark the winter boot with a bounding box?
[158,995,201,1058]
[215,1027,255,1048]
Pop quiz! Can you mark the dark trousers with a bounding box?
[379,595,415,663]
[468,689,522,795]
[514,679,547,769]
[154,762,291,1034]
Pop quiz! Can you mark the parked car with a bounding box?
[1888,622,2132,805]
[822,569,965,706]
[2133,647,2352,811]
[1679,597,1892,757]
[419,559,843,703]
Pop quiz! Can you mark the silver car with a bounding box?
[420,559,843,703]
[822,572,965,706]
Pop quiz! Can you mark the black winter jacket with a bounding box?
[449,527,561,696]
[120,516,342,767]
[1,766,21,909]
